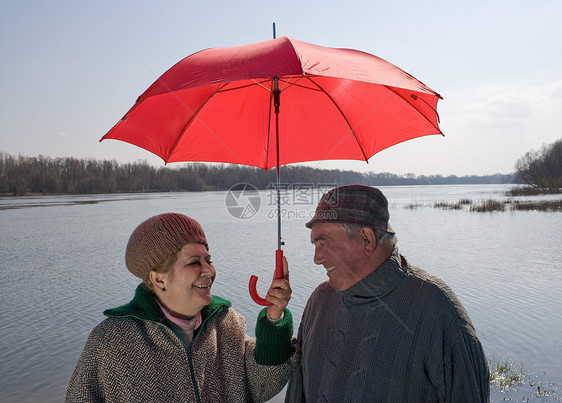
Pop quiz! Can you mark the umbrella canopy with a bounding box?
[101,36,443,305]
[102,36,442,170]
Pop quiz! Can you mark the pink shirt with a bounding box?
[155,298,202,345]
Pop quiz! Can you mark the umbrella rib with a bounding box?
[303,76,369,162]
[217,80,268,93]
[217,76,320,94]
[265,81,274,169]
[166,82,246,164]
[383,85,443,133]
[279,76,322,92]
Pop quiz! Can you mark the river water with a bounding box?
[1,184,560,402]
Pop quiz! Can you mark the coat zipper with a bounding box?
[109,303,227,403]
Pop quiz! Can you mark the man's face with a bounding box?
[310,222,368,291]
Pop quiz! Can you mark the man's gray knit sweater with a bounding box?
[285,251,489,402]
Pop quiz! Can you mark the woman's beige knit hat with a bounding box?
[125,213,208,281]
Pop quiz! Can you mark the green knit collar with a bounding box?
[340,248,406,304]
[104,283,231,322]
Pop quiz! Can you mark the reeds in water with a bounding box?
[407,198,561,212]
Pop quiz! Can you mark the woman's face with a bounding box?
[160,242,216,318]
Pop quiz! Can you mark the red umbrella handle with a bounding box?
[249,250,284,305]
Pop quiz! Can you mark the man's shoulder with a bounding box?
[406,263,453,293]
[303,281,337,308]
[404,263,475,328]
[312,280,334,296]
[401,263,465,308]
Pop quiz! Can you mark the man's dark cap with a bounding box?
[306,185,394,233]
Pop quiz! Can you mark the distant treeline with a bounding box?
[0,152,515,196]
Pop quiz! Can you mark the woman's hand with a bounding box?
[265,256,291,320]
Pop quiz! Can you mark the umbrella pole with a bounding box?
[248,76,283,306]
[272,23,284,281]
[273,76,284,280]
[272,23,284,280]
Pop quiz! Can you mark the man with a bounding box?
[285,185,489,402]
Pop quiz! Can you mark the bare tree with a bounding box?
[515,138,562,189]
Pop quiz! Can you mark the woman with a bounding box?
[66,213,297,402]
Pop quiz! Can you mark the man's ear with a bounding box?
[360,227,377,255]
[149,270,167,292]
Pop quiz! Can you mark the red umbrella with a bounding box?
[101,35,443,305]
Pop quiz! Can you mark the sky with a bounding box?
[1,0,561,176]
